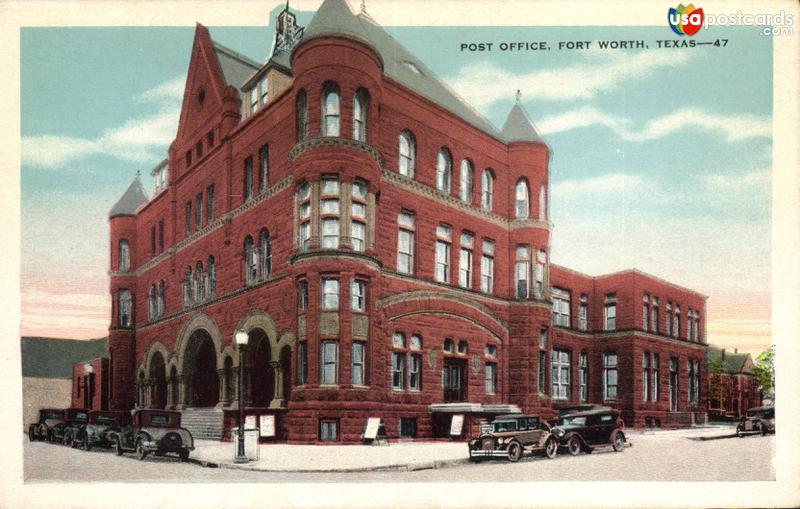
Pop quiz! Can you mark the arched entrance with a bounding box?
[149,352,167,409]
[248,328,274,407]
[185,329,220,407]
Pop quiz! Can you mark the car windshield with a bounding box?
[74,412,89,421]
[149,414,174,426]
[95,415,117,425]
[492,420,518,433]
[43,411,64,420]
[557,416,587,427]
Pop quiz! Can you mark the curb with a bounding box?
[189,456,470,473]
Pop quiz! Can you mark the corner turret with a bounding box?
[501,91,546,145]
[109,175,149,219]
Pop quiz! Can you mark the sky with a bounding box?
[19,2,773,355]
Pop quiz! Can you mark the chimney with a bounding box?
[721,348,726,361]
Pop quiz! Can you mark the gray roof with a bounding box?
[296,0,503,139]
[501,101,546,144]
[706,347,753,375]
[21,337,108,379]
[109,176,149,218]
[213,42,261,89]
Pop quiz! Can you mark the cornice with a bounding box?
[289,137,384,166]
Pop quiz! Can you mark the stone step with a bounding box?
[181,409,224,441]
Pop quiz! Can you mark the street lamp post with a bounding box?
[234,330,250,463]
[83,363,93,409]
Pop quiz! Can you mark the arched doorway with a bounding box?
[149,352,167,409]
[185,329,220,407]
[248,328,274,407]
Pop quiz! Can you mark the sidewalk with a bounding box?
[190,440,469,473]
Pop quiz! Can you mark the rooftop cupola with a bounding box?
[271,1,304,63]
[109,175,149,219]
[501,91,547,145]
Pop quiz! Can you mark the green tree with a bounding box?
[753,345,775,394]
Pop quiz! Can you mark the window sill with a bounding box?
[319,384,339,389]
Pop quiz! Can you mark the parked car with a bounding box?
[736,406,775,437]
[468,414,558,462]
[72,410,132,451]
[551,408,627,455]
[114,410,194,461]
[557,404,610,418]
[27,408,66,442]
[50,408,89,446]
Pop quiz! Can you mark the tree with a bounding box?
[753,345,775,395]
[708,356,726,413]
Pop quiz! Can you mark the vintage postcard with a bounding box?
[2,0,798,507]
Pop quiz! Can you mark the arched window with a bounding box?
[515,179,530,218]
[118,240,130,272]
[539,185,546,220]
[157,280,165,317]
[398,130,416,178]
[259,229,272,280]
[244,235,257,285]
[352,89,369,141]
[148,285,156,320]
[481,169,494,211]
[195,262,205,302]
[322,83,340,137]
[183,266,193,307]
[207,256,216,298]
[459,159,473,203]
[296,89,308,141]
[436,148,452,194]
[118,289,132,327]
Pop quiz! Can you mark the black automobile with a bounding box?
[468,414,558,462]
[736,406,775,437]
[27,408,66,442]
[72,410,132,451]
[551,408,627,455]
[50,408,89,446]
[557,404,611,419]
[115,410,194,461]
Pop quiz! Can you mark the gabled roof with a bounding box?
[21,337,108,379]
[213,42,261,89]
[706,347,753,375]
[109,176,149,218]
[501,100,546,144]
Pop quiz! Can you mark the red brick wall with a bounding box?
[71,358,109,411]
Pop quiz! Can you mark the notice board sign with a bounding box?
[450,414,464,436]
[245,415,257,430]
[363,417,382,440]
[259,414,275,437]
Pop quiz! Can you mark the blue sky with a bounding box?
[20,3,772,351]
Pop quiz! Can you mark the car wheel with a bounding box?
[28,426,36,442]
[544,437,558,459]
[136,440,147,461]
[63,432,72,447]
[82,436,91,452]
[567,436,582,456]
[760,424,768,436]
[612,432,625,452]
[115,439,124,456]
[506,442,523,462]
[736,427,744,438]
[46,430,53,443]
[180,449,190,462]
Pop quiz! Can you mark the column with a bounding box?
[269,361,284,408]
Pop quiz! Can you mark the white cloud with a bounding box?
[551,173,646,200]
[699,169,770,189]
[538,106,628,136]
[22,76,184,169]
[448,50,693,108]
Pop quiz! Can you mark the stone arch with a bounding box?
[143,341,173,375]
[234,309,280,361]
[388,311,504,343]
[175,312,225,372]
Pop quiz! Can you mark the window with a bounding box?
[322,83,340,137]
[484,363,497,395]
[195,262,205,302]
[118,289,132,327]
[259,229,271,280]
[485,344,497,357]
[515,179,529,218]
[207,256,216,298]
[352,89,368,141]
[480,240,495,294]
[669,357,678,411]
[642,352,650,402]
[409,336,422,391]
[243,156,253,201]
[458,232,473,289]
[259,145,269,191]
[296,90,308,141]
[185,149,192,168]
[400,418,417,438]
[480,169,494,211]
[687,310,695,341]
[321,278,339,310]
[673,306,680,338]
[538,351,547,393]
[458,340,468,354]
[351,279,365,312]
[651,354,659,402]
[119,240,130,272]
[183,266,193,307]
[539,185,546,220]
[459,159,473,203]
[250,87,258,114]
[534,250,546,299]
[296,342,307,385]
[688,359,700,405]
[148,285,156,320]
[391,333,406,390]
[206,185,215,223]
[515,246,531,299]
[321,219,339,249]
[351,222,365,252]
[297,281,308,311]
[351,180,367,252]
[195,193,203,230]
[150,225,156,258]
[539,329,548,349]
[434,225,452,283]
[157,280,165,316]
[320,177,340,249]
[666,303,673,336]
[642,294,649,332]
[298,182,311,251]
[551,350,570,400]
[185,202,192,237]
[207,130,215,149]
[398,131,416,178]
[158,220,164,253]
[604,294,617,331]
[651,297,659,333]
[244,235,257,285]
[320,341,339,385]
[552,288,571,327]
[397,211,415,274]
[578,295,588,331]
[603,353,618,400]
[259,77,268,104]
[435,148,452,193]
[579,353,588,402]
[319,420,338,442]
[443,338,454,353]
[351,342,365,385]
[694,313,701,342]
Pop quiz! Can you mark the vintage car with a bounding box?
[468,414,558,462]
[72,410,132,451]
[551,408,627,455]
[557,404,611,419]
[49,408,89,446]
[114,409,194,461]
[27,408,66,442]
[736,405,775,437]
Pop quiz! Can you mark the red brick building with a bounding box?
[71,358,110,411]
[102,0,708,442]
[706,347,762,420]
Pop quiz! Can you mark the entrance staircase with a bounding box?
[181,408,224,440]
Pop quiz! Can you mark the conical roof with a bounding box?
[109,176,149,218]
[301,0,375,49]
[501,100,546,144]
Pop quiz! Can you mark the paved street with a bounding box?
[24,428,774,483]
